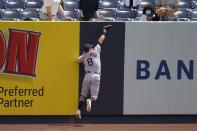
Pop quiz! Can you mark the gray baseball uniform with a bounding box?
[77,44,101,99]
[156,0,179,21]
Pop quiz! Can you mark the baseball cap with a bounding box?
[83,44,94,52]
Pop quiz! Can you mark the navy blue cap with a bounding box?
[83,44,94,52]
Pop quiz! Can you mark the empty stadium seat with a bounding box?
[179,0,191,9]
[100,0,117,9]
[191,9,197,19]
[0,9,20,20]
[136,8,143,17]
[114,18,132,21]
[191,18,197,21]
[5,0,25,9]
[175,9,189,19]
[178,18,189,21]
[116,9,137,19]
[139,0,154,9]
[20,9,39,20]
[62,0,78,10]
[93,17,114,21]
[98,9,115,18]
[0,0,5,9]
[25,0,43,9]
[192,0,197,9]
[117,0,125,9]
[103,17,114,21]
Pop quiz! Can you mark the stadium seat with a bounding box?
[117,0,125,9]
[136,8,143,17]
[103,17,114,21]
[191,9,197,19]
[98,9,115,18]
[116,9,137,19]
[192,0,197,9]
[114,18,132,21]
[20,9,39,21]
[139,0,154,9]
[0,0,5,9]
[178,18,189,21]
[179,0,191,9]
[93,17,114,21]
[5,0,25,9]
[0,9,20,20]
[62,0,78,10]
[175,9,189,19]
[100,0,117,9]
[25,0,43,9]
[191,18,197,21]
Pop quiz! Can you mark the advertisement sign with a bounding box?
[124,22,197,115]
[0,22,79,115]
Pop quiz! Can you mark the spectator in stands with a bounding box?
[78,0,104,21]
[40,0,71,21]
[139,5,160,21]
[156,0,179,21]
[124,0,139,9]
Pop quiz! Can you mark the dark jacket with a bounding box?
[79,0,99,21]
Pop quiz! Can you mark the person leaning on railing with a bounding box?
[139,5,160,21]
[40,0,71,21]
[156,0,179,21]
[78,0,104,21]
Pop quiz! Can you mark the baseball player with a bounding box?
[76,25,112,119]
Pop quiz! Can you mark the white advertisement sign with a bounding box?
[124,22,197,114]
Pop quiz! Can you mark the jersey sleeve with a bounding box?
[77,55,84,63]
[94,44,101,54]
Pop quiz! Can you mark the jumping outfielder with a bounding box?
[76,25,112,119]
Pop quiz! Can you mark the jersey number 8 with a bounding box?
[87,58,93,66]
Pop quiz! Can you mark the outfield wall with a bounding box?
[124,22,197,115]
[0,22,197,115]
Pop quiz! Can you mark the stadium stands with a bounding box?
[116,8,136,19]
[0,0,196,21]
[192,0,197,9]
[139,0,155,9]
[179,0,191,9]
[190,9,197,20]
[117,0,125,9]
[98,8,115,18]
[25,0,43,9]
[20,8,39,20]
[0,0,5,9]
[5,0,25,9]
[175,9,190,18]
[0,9,20,21]
[62,0,78,10]
[100,0,117,9]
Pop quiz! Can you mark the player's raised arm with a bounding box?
[98,29,106,45]
[98,25,112,45]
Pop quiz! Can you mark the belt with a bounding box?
[86,71,100,74]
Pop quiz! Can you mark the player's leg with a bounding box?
[86,75,101,112]
[76,95,85,120]
[76,75,91,119]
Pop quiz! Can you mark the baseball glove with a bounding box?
[103,25,112,31]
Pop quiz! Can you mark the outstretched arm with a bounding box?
[98,29,106,45]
